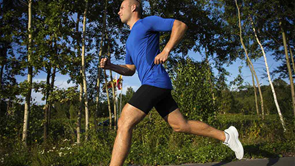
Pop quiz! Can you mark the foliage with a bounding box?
[172,58,217,123]
[1,111,294,165]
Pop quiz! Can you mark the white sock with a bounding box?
[224,131,230,144]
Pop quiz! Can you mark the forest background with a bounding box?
[0,0,294,165]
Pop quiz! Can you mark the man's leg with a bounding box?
[164,109,244,159]
[164,109,225,141]
[110,103,146,166]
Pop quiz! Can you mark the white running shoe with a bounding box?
[224,126,244,160]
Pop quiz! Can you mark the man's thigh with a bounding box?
[118,103,147,128]
[163,108,187,128]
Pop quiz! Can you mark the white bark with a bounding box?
[22,0,33,146]
[81,0,89,140]
[250,17,286,131]
[77,82,82,144]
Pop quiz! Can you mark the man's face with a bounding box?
[118,0,132,24]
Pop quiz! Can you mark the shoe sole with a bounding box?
[229,126,244,160]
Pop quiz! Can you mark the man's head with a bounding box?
[118,0,142,24]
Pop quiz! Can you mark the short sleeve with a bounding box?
[125,49,134,65]
[143,16,175,32]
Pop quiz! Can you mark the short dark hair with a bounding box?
[135,0,142,18]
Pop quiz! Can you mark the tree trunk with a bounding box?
[289,47,295,76]
[81,0,89,140]
[49,65,56,125]
[250,60,264,118]
[94,59,101,131]
[106,34,117,130]
[0,64,3,89]
[75,13,82,144]
[44,65,51,143]
[248,60,259,116]
[280,22,295,117]
[104,70,112,129]
[110,72,117,130]
[22,0,33,146]
[120,82,123,116]
[250,17,287,131]
[77,82,82,144]
[235,0,264,119]
[95,0,108,131]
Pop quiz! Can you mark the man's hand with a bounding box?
[154,50,169,64]
[100,58,112,69]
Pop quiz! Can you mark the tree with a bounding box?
[235,0,265,119]
[81,0,89,140]
[249,15,287,131]
[22,0,33,146]
[0,0,27,121]
[280,23,295,117]
[245,0,295,116]
[32,0,74,144]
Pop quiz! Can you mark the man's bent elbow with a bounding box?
[174,20,188,32]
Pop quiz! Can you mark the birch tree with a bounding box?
[22,0,32,146]
[250,16,286,131]
[81,0,89,140]
[248,60,259,116]
[76,13,82,144]
[235,0,265,119]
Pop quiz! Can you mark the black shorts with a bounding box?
[128,85,179,118]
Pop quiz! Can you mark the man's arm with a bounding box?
[154,20,188,64]
[100,58,136,76]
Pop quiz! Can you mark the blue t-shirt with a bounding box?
[125,16,175,89]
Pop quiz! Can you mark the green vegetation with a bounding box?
[1,111,294,166]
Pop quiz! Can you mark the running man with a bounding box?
[100,0,244,165]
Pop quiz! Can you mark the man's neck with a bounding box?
[127,17,140,30]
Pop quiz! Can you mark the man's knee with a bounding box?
[171,121,189,133]
[117,117,135,132]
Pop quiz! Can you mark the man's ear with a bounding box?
[131,4,136,12]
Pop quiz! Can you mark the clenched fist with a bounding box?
[100,58,112,69]
[154,50,169,65]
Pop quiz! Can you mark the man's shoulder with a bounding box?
[142,15,162,21]
[140,16,163,27]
